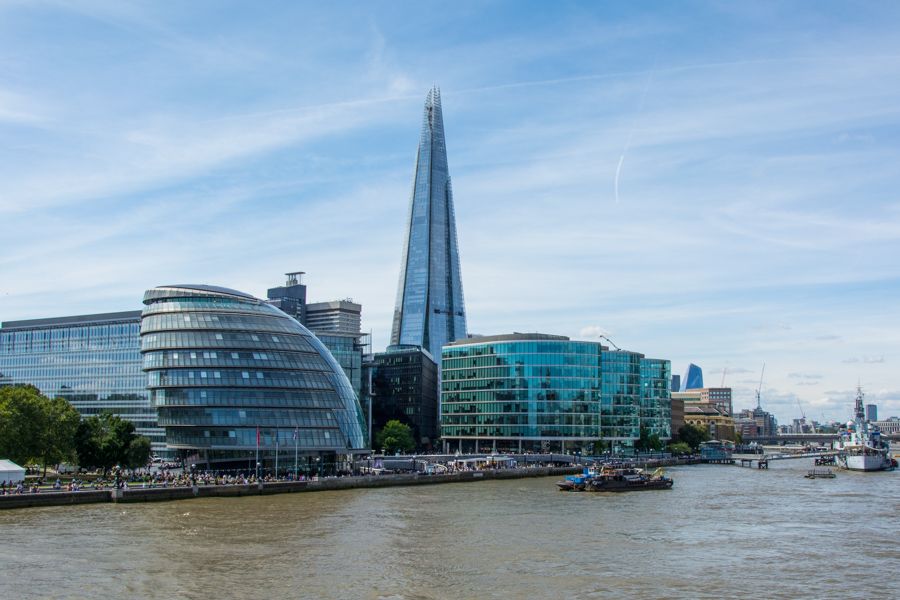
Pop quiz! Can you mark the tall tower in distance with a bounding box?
[391,86,467,359]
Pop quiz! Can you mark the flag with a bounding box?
[293,427,298,441]
[256,425,260,447]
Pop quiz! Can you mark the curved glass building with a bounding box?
[140,284,366,470]
[441,334,670,454]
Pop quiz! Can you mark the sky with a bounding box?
[2,1,900,423]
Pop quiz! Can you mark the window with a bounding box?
[242,372,250,379]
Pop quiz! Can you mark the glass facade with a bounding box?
[0,312,166,456]
[372,345,438,447]
[391,87,467,360]
[640,358,672,440]
[682,363,704,390]
[140,285,366,466]
[441,334,671,453]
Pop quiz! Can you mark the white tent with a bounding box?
[0,459,26,484]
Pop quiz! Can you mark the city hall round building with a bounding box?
[140,285,366,470]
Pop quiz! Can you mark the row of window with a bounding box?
[440,426,640,438]
[141,313,301,336]
[147,369,337,391]
[150,388,345,409]
[142,349,328,372]
[158,407,338,428]
[165,428,352,450]
[141,331,314,353]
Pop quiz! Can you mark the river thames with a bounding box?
[1,460,897,599]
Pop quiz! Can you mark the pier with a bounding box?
[733,451,838,469]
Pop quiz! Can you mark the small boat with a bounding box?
[804,469,836,479]
[557,465,673,492]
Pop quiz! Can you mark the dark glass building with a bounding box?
[441,334,671,454]
[372,345,438,448]
[0,311,166,456]
[140,284,366,469]
[391,87,467,361]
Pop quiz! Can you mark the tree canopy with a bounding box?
[676,423,710,451]
[375,419,415,454]
[0,385,80,473]
[75,412,151,474]
[634,425,664,452]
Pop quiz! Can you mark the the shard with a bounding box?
[391,87,467,359]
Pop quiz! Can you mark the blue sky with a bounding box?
[2,1,900,422]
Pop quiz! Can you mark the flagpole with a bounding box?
[294,427,299,480]
[275,428,279,478]
[255,425,260,480]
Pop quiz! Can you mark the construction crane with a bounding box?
[720,366,728,387]
[796,397,806,420]
[755,363,766,409]
[598,335,621,351]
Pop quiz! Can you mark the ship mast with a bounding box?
[854,384,865,421]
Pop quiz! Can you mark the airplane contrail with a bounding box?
[614,70,655,204]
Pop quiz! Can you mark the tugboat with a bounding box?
[834,386,896,472]
[557,465,673,492]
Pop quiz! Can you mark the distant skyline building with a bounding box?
[681,363,704,391]
[670,374,681,395]
[390,86,467,361]
[0,311,166,456]
[306,300,362,334]
[141,284,366,469]
[865,403,877,422]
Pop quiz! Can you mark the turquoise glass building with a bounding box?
[140,284,367,469]
[441,334,671,454]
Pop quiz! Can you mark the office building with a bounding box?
[0,311,166,456]
[440,333,671,454]
[266,271,307,324]
[672,387,732,417]
[140,284,366,468]
[735,407,777,437]
[390,87,467,361]
[306,300,362,334]
[670,374,681,396]
[371,345,438,448]
[865,403,877,422]
[681,363,704,390]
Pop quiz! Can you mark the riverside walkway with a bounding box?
[0,466,579,509]
[0,454,699,510]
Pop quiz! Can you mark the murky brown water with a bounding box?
[1,461,898,599]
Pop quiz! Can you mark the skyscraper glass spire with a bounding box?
[391,87,467,359]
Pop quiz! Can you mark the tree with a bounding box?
[39,396,81,476]
[75,412,138,474]
[677,424,710,451]
[592,439,608,455]
[668,442,692,456]
[635,425,663,453]
[0,385,47,465]
[125,436,152,470]
[375,420,415,454]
